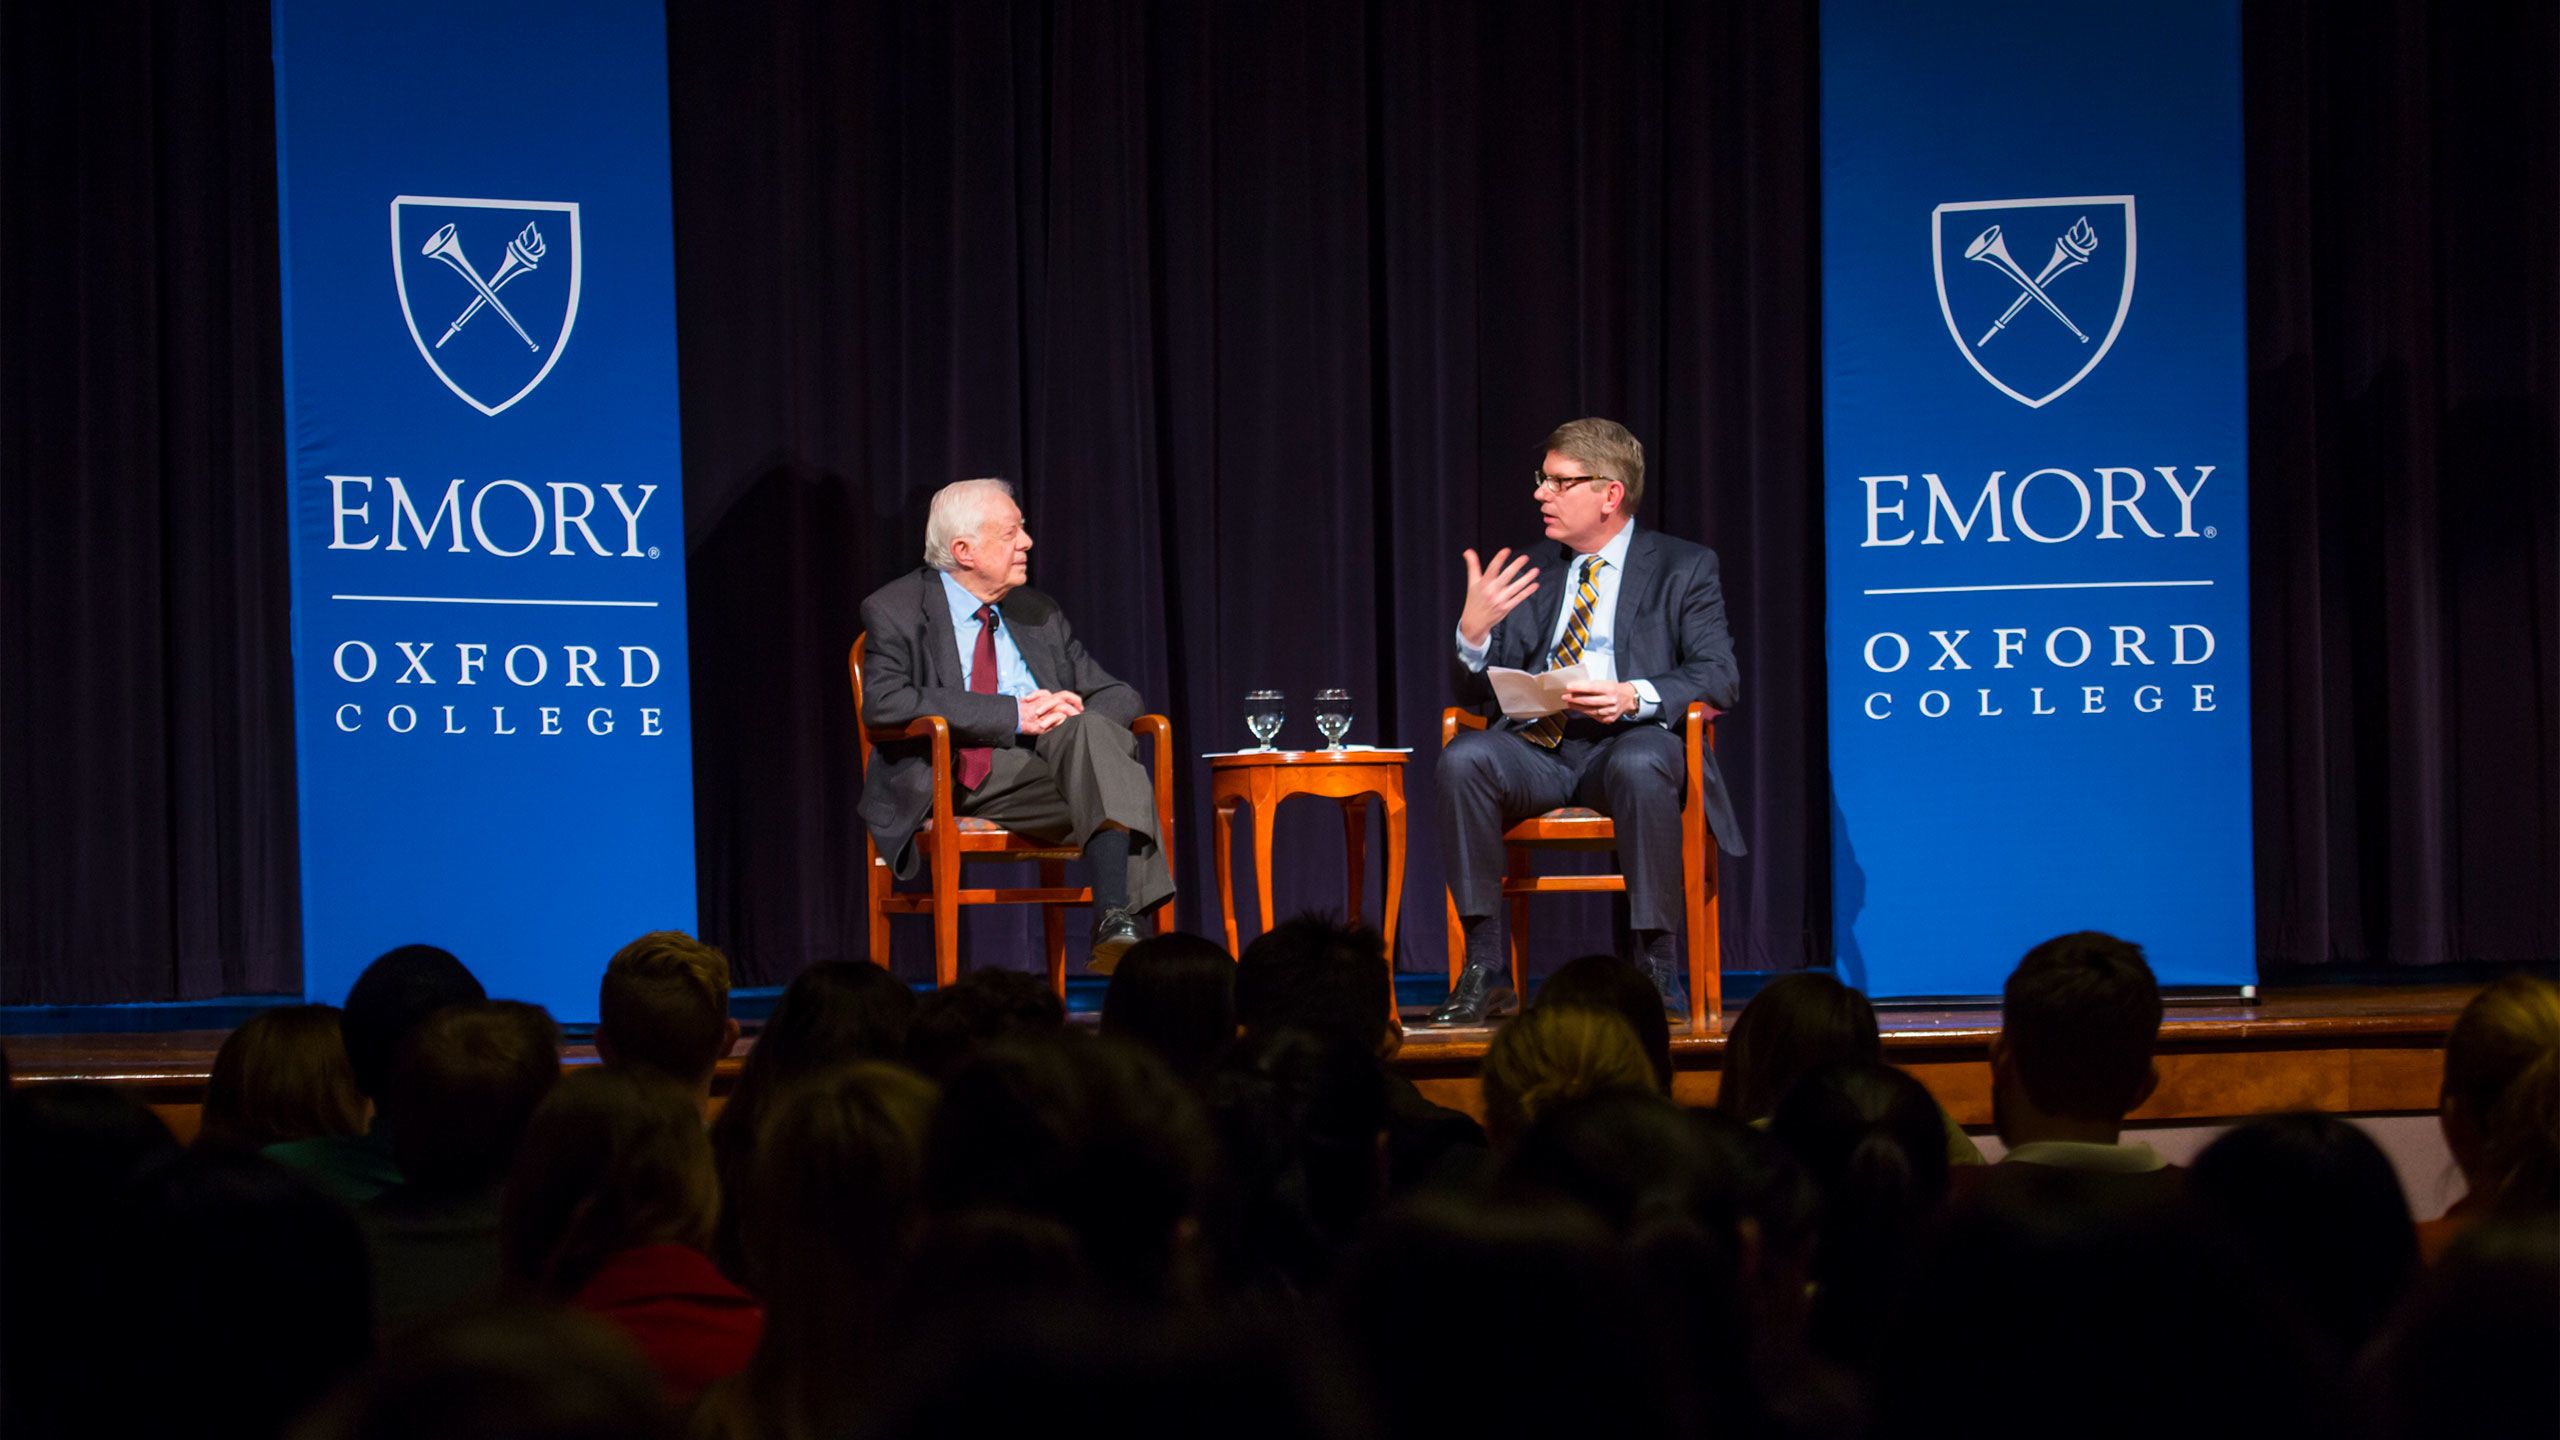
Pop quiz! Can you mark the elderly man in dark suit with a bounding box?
[1433,418,1745,1025]
[857,478,1170,970]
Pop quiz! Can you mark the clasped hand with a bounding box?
[1016,689,1084,735]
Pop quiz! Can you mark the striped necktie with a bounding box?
[1522,556,1604,749]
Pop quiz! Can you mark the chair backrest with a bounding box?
[847,633,871,776]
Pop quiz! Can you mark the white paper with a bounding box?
[1487,663,1589,719]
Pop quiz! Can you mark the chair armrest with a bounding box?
[867,716,954,791]
[1442,707,1489,747]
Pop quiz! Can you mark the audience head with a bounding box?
[1993,930,2162,1141]
[1769,1061,1952,1367]
[112,1150,373,1440]
[925,1035,1213,1300]
[1536,953,1674,1092]
[1234,913,1395,1056]
[596,930,737,1092]
[1715,969,1879,1121]
[1335,1193,1685,1440]
[2363,1215,2560,1440]
[387,1001,561,1192]
[1102,931,1239,1086]
[294,1303,671,1440]
[905,968,1066,1081]
[1202,1026,1390,1293]
[503,1068,718,1298]
[2188,1112,2415,1357]
[2437,973,2560,1214]
[1479,1004,1656,1149]
[199,1004,369,1153]
[341,944,485,1105]
[709,958,917,1275]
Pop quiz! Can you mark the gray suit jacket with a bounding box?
[857,567,1143,878]
[1451,527,1747,855]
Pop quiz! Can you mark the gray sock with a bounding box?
[1085,829,1131,913]
[1463,916,1503,973]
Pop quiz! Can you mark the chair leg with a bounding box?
[1041,860,1068,1002]
[1445,890,1466,986]
[931,859,960,990]
[1693,854,1721,1030]
[866,850,892,967]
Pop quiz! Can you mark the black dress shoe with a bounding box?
[1429,963,1519,1026]
[1088,909,1142,973]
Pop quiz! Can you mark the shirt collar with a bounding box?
[1574,519,1638,575]
[939,569,999,628]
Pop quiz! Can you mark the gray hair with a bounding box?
[923,477,1017,572]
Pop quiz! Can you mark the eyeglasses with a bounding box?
[1532,471,1613,496]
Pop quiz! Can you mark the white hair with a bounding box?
[923,477,1017,572]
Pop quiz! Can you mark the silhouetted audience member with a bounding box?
[1334,1194,1689,1440]
[1202,1026,1389,1295]
[1769,1060,1952,1371]
[1967,931,2176,1207]
[270,943,485,1206]
[1719,969,1983,1166]
[1478,1004,1656,1150]
[1876,1186,2336,1440]
[2187,1112,2416,1359]
[199,1004,369,1155]
[2417,972,2559,1260]
[1102,931,1238,1087]
[1235,914,1484,1190]
[903,968,1065,1081]
[107,1150,373,1440]
[707,959,917,1279]
[2361,1215,2560,1440]
[0,1083,180,1438]
[597,931,739,1105]
[700,1060,937,1440]
[925,1034,1212,1301]
[295,1303,673,1440]
[363,1000,561,1332]
[1535,953,1674,1092]
[504,1069,760,1405]
[850,1301,1361,1440]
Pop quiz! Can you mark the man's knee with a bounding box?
[1602,730,1682,792]
[1439,731,1512,795]
[1045,711,1135,757]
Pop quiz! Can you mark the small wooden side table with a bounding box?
[1209,749,1410,964]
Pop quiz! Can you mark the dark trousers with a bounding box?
[1437,722,1686,934]
[961,713,1173,914]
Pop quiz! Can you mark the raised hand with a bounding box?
[1459,547,1541,648]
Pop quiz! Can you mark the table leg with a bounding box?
[1214,792,1244,959]
[1340,794,1370,924]
[1252,782,1278,941]
[1381,789,1406,968]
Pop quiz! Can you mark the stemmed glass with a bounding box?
[1314,689,1352,751]
[1244,690,1285,751]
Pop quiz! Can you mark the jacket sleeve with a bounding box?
[1056,612,1144,726]
[1640,548,1741,720]
[859,591,1022,747]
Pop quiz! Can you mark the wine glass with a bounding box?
[1314,689,1352,751]
[1244,690,1284,751]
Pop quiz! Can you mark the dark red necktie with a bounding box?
[957,604,1000,789]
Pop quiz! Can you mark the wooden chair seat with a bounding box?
[1441,706,1724,1028]
[852,633,1176,998]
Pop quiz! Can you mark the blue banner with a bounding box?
[1820,0,2253,996]
[273,1,694,1019]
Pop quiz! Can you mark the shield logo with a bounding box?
[390,195,583,416]
[1932,195,2134,409]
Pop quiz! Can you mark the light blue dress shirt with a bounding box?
[941,570,1039,702]
[1455,520,1662,721]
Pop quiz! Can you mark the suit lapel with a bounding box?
[1613,528,1661,675]
[1518,547,1573,666]
[1000,593,1059,689]
[918,571,962,689]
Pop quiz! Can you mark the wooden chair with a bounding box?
[851,634,1176,999]
[1440,704,1723,1030]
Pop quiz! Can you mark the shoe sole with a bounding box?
[1087,932,1140,975]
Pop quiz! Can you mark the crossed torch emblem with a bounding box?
[420,220,547,352]
[1965,215,2100,347]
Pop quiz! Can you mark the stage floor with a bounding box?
[4,983,2476,1139]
